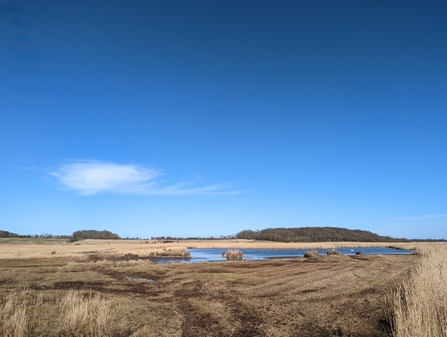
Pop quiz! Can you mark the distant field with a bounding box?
[0,238,417,260]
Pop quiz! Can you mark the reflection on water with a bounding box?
[150,247,413,264]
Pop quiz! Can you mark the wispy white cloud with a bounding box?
[49,160,239,196]
[385,214,447,222]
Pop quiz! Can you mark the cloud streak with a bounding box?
[49,160,238,196]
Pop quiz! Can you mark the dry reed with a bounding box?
[60,290,111,336]
[149,249,191,258]
[1,289,28,337]
[0,288,113,337]
[303,250,320,258]
[326,249,340,256]
[389,243,447,337]
[225,250,243,261]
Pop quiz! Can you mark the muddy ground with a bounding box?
[0,254,416,336]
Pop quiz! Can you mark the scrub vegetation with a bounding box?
[0,239,445,336]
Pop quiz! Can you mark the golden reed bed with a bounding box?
[388,242,447,337]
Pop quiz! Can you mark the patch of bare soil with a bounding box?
[166,255,413,337]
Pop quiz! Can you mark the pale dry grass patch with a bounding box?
[60,290,110,336]
[389,243,447,337]
[0,239,191,259]
[0,287,114,337]
[1,289,29,337]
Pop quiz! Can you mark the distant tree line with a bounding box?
[0,229,120,241]
[0,230,20,238]
[150,235,236,241]
[236,227,407,242]
[71,230,120,241]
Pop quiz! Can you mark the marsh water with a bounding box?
[188,247,413,262]
[147,247,413,264]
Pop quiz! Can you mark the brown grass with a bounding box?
[60,290,111,335]
[0,288,112,337]
[388,243,447,337]
[1,288,28,337]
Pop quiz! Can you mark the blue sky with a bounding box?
[1,1,446,239]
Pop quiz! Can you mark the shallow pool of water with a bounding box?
[187,247,413,263]
[147,247,413,264]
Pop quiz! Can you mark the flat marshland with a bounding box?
[0,238,416,260]
[0,239,445,336]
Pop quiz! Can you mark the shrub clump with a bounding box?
[326,249,340,256]
[303,250,320,258]
[225,250,243,261]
